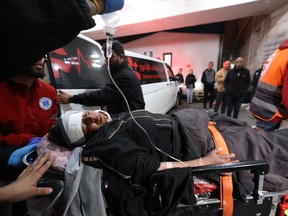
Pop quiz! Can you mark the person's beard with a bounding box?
[22,65,45,78]
[109,59,122,72]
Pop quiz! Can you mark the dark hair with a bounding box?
[48,120,71,149]
[102,40,125,56]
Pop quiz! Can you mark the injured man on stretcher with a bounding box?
[43,108,288,215]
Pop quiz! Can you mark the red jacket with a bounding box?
[0,78,58,180]
[0,79,58,147]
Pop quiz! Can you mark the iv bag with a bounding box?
[102,11,120,36]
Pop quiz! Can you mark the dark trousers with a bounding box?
[226,94,244,119]
[214,91,227,114]
[203,85,215,109]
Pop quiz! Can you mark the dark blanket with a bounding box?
[172,108,288,192]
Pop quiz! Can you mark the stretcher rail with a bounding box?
[148,160,271,216]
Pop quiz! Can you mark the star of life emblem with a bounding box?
[39,97,52,110]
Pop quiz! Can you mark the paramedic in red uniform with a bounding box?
[0,57,58,216]
[249,38,288,131]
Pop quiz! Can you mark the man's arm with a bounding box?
[61,74,133,106]
[201,72,206,84]
[0,132,35,148]
[0,0,124,82]
[157,148,237,170]
[245,69,251,91]
[215,70,225,83]
[223,71,230,91]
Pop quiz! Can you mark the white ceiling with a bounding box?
[82,0,287,41]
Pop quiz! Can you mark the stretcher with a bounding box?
[146,160,288,216]
[23,148,288,216]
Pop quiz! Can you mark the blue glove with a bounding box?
[102,0,124,14]
[27,137,42,146]
[8,137,41,167]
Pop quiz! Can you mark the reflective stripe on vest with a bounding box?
[250,48,288,120]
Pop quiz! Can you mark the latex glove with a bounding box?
[27,137,42,146]
[8,142,39,167]
[102,0,124,14]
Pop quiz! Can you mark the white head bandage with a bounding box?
[61,110,85,146]
[68,111,85,144]
[95,110,112,122]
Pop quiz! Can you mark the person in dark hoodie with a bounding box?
[224,57,250,119]
[48,108,288,216]
[0,0,124,82]
[249,38,288,131]
[57,40,145,114]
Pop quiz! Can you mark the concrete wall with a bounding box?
[123,32,221,89]
[122,2,288,84]
[240,2,288,74]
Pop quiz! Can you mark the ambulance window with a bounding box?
[48,37,109,89]
[126,56,167,84]
[165,64,176,81]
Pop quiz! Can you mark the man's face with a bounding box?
[22,57,46,78]
[235,58,244,69]
[105,51,123,71]
[81,111,109,136]
[223,61,231,70]
[207,63,213,70]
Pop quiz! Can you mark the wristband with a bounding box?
[198,157,202,166]
[166,162,173,169]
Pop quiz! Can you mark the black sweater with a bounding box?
[224,67,251,97]
[71,61,145,114]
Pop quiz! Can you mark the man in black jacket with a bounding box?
[224,57,250,118]
[201,62,216,109]
[57,40,145,114]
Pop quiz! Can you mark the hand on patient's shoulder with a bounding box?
[57,90,71,104]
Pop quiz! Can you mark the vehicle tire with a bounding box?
[173,96,180,109]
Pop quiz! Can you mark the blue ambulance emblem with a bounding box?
[39,97,52,110]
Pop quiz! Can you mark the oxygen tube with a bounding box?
[102,12,187,166]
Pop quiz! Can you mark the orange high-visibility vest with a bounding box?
[250,48,288,121]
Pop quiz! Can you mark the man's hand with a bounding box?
[57,90,72,104]
[0,153,54,202]
[202,148,237,166]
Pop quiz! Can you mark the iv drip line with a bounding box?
[105,48,187,166]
